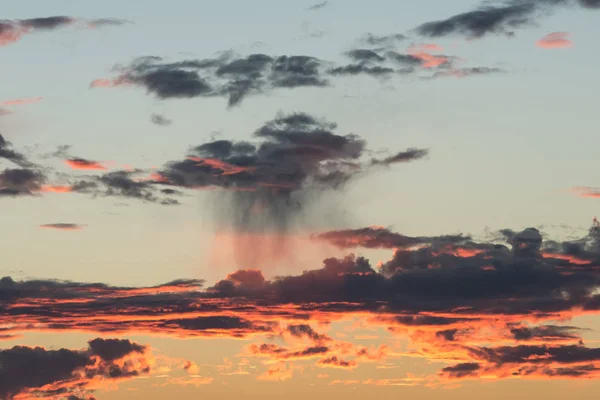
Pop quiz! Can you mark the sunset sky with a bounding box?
[2,1,600,399]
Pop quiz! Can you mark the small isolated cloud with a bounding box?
[151,113,173,126]
[39,223,85,231]
[536,32,572,48]
[1,97,43,106]
[0,108,13,116]
[65,158,107,171]
[306,1,328,11]
[86,18,130,29]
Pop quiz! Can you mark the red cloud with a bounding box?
[65,158,107,171]
[536,32,572,49]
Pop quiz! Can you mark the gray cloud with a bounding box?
[415,0,600,39]
[306,1,329,11]
[0,338,149,399]
[0,134,34,168]
[150,113,172,126]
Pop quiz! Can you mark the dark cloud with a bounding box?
[385,51,425,67]
[0,15,126,47]
[328,64,396,77]
[39,223,85,231]
[360,33,407,46]
[288,324,332,342]
[3,221,600,381]
[441,363,481,378]
[372,148,429,165]
[0,134,34,168]
[19,16,74,30]
[151,113,172,126]
[111,54,328,107]
[415,0,600,39]
[0,338,150,399]
[0,168,45,197]
[313,226,468,250]
[510,325,585,341]
[346,49,385,62]
[317,356,357,369]
[98,170,179,204]
[154,112,422,235]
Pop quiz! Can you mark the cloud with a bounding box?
[328,64,396,77]
[151,111,424,268]
[359,33,407,46]
[39,223,85,231]
[536,32,572,48]
[86,18,130,29]
[96,54,328,107]
[313,225,467,249]
[3,220,600,382]
[0,168,46,196]
[0,16,127,47]
[415,0,600,39]
[94,37,501,107]
[151,113,173,126]
[1,97,43,106]
[429,67,505,79]
[0,338,151,399]
[0,108,13,116]
[317,356,358,369]
[571,186,600,198]
[346,49,386,62]
[0,134,34,167]
[372,148,429,165]
[306,1,329,11]
[65,158,107,171]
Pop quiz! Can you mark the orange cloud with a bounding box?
[39,185,74,193]
[188,156,256,176]
[536,32,572,49]
[572,187,600,198]
[410,52,449,68]
[0,26,26,47]
[65,158,107,171]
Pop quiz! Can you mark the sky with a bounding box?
[1,0,600,399]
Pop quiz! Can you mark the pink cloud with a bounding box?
[536,32,572,49]
[1,97,43,106]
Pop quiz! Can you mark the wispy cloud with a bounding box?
[39,223,85,231]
